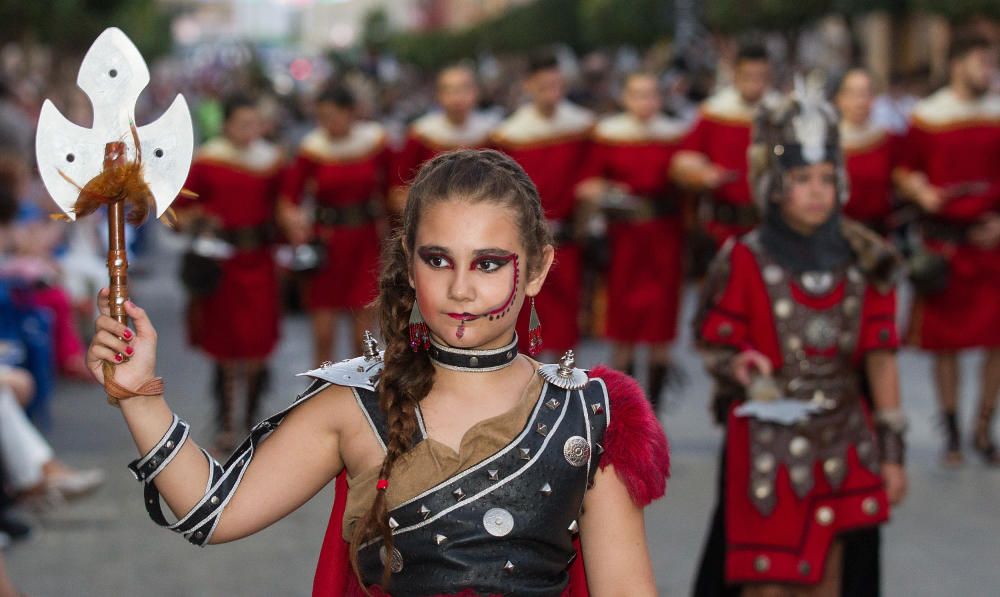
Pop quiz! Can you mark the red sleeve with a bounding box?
[280,153,317,205]
[696,242,783,367]
[590,366,670,507]
[855,285,899,358]
[897,121,928,174]
[679,115,707,154]
[577,138,608,183]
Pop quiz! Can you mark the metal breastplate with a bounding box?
[354,379,610,597]
[743,233,879,515]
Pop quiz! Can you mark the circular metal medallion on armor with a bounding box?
[789,436,811,458]
[754,453,776,474]
[786,335,803,351]
[862,497,880,516]
[563,436,591,467]
[483,508,515,537]
[789,465,811,486]
[774,299,793,320]
[815,506,834,526]
[752,480,772,500]
[379,546,404,573]
[800,271,835,295]
[842,296,859,316]
[763,265,784,285]
[804,316,838,350]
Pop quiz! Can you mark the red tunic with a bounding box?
[680,88,773,245]
[898,88,1000,350]
[390,111,496,192]
[698,239,897,585]
[841,123,898,229]
[492,102,594,352]
[281,123,391,311]
[581,113,688,343]
[178,138,282,360]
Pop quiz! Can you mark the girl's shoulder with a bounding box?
[587,366,670,507]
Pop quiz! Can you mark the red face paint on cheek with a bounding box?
[484,254,519,320]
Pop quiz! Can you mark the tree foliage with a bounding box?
[912,0,1000,22]
[579,0,672,48]
[0,0,172,58]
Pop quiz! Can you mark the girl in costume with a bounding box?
[86,149,669,596]
[690,82,908,597]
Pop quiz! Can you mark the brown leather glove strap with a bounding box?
[104,365,165,407]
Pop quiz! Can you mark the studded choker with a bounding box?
[428,334,519,372]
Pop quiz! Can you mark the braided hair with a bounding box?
[348,149,553,590]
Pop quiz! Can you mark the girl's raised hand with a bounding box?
[86,288,159,391]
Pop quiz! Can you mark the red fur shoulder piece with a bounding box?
[590,366,671,507]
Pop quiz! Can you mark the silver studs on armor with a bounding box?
[774,299,793,319]
[754,555,771,572]
[815,506,834,526]
[753,480,772,500]
[536,423,549,437]
[503,560,516,573]
[539,482,553,496]
[419,504,431,520]
[487,469,500,482]
[519,447,531,460]
[568,520,579,534]
[452,487,465,501]
[434,534,447,545]
[754,453,776,474]
[590,403,605,416]
[545,398,561,410]
[388,517,399,530]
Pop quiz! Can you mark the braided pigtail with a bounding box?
[347,149,552,591]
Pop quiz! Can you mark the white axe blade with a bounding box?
[35,27,193,221]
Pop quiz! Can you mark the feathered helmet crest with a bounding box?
[748,71,848,209]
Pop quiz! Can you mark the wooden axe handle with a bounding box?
[104,141,129,326]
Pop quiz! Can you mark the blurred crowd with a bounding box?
[0,26,998,595]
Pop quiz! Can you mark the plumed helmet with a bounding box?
[748,72,848,209]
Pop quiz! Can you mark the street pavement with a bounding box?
[6,230,1000,596]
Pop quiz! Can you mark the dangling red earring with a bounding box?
[528,297,543,357]
[409,300,430,352]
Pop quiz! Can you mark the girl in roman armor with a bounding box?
[691,81,908,597]
[85,149,669,596]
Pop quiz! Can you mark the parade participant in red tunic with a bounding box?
[893,36,1000,466]
[175,95,283,453]
[835,68,900,234]
[577,72,688,410]
[278,85,391,366]
[389,65,496,214]
[492,52,594,357]
[692,82,908,597]
[671,43,776,247]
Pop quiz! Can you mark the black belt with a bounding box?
[217,223,276,250]
[922,218,973,244]
[314,201,381,228]
[706,198,759,227]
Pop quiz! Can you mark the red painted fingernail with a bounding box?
[114,354,123,363]
[122,329,133,340]
[125,346,134,356]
